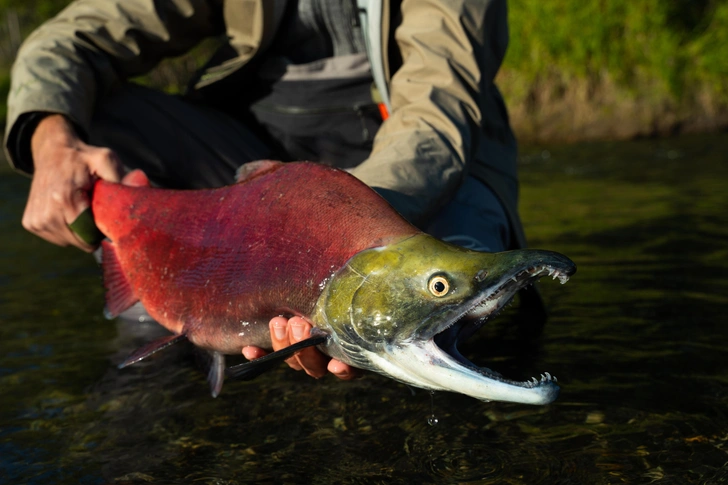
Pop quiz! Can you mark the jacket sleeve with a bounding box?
[349,0,510,226]
[4,0,224,173]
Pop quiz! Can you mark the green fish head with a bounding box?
[314,234,576,405]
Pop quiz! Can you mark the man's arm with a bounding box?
[22,114,123,251]
[350,0,510,225]
[6,0,224,250]
[5,0,224,173]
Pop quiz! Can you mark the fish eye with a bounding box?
[428,276,450,297]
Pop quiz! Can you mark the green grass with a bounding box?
[503,0,728,105]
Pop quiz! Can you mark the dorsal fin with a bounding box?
[117,333,188,368]
[101,240,139,318]
[121,169,151,187]
[225,334,329,381]
[235,160,284,183]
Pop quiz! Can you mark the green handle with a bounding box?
[68,207,105,246]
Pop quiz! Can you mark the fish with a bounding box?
[91,161,576,404]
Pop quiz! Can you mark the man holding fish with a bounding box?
[4,0,535,381]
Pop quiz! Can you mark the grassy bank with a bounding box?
[1,0,727,142]
[500,0,728,141]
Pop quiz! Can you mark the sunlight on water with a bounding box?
[1,133,727,483]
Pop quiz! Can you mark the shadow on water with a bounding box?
[2,133,728,483]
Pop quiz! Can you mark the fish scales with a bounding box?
[92,162,418,353]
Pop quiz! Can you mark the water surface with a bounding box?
[1,133,727,483]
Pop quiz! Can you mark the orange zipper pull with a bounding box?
[378,103,389,121]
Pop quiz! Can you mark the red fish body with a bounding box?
[93,162,418,356]
[91,161,576,404]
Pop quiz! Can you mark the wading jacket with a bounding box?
[4,0,526,248]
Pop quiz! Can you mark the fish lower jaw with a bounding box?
[366,340,559,405]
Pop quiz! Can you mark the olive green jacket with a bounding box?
[4,0,526,247]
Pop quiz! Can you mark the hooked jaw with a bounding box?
[366,340,560,405]
[370,256,575,405]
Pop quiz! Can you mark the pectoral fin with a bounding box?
[118,333,187,369]
[206,351,225,398]
[226,335,329,381]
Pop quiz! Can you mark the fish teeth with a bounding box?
[526,372,557,387]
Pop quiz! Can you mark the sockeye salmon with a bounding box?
[91,161,576,404]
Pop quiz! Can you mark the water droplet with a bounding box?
[427,391,439,426]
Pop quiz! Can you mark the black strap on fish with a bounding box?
[226,335,329,381]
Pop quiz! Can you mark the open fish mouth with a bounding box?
[367,253,576,405]
[432,264,573,396]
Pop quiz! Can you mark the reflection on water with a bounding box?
[1,133,727,483]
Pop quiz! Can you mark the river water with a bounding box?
[1,133,727,484]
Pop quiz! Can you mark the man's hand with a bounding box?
[242,316,360,380]
[23,114,124,252]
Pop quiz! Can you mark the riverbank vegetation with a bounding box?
[501,0,728,141]
[1,0,726,142]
